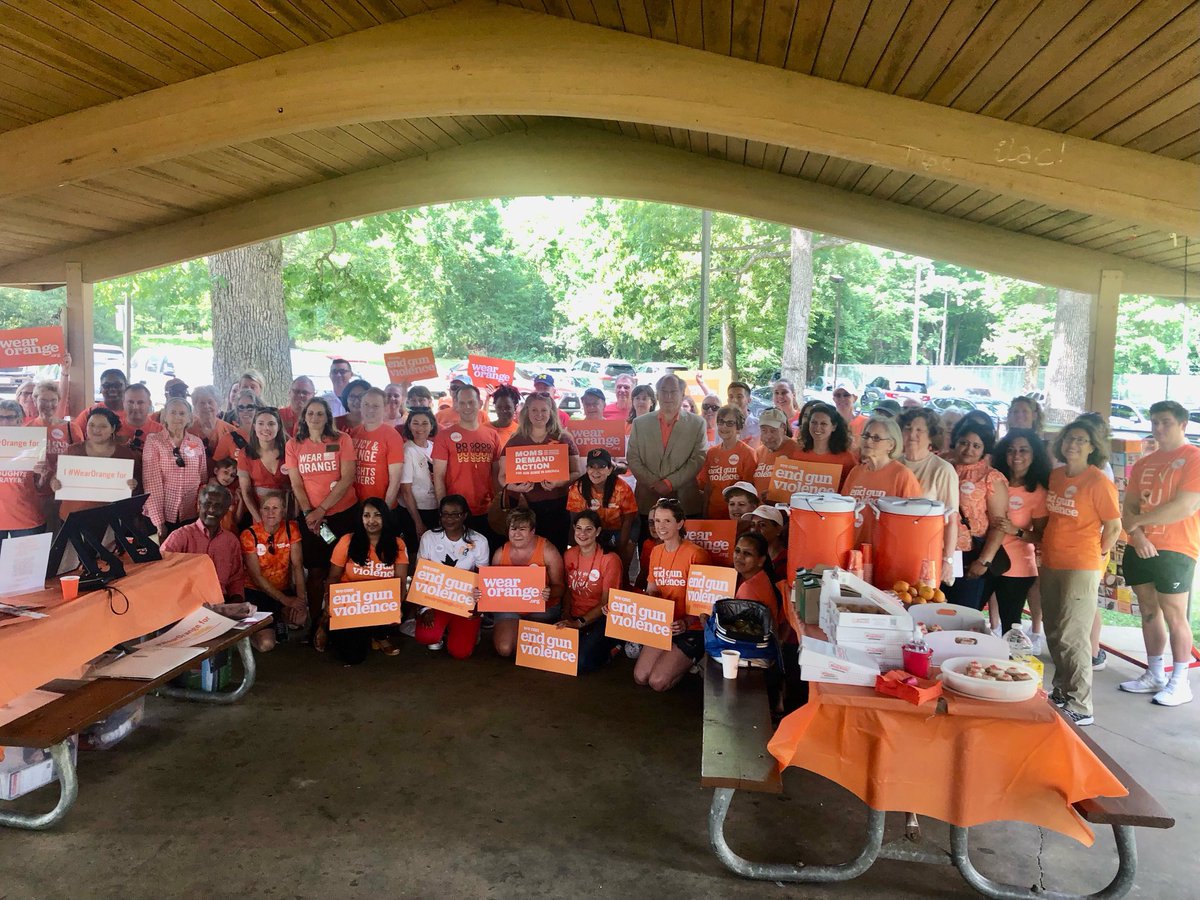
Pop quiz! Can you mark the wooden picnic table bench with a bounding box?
[0,616,271,831]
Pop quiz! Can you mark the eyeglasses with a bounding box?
[862,433,890,443]
[331,368,352,377]
[0,414,21,423]
[833,392,852,399]
[100,382,125,390]
[716,418,739,427]
[1062,435,1091,445]
[171,445,186,468]
[441,509,466,518]
[701,404,720,412]
[237,404,258,412]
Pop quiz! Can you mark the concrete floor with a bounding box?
[2,638,1198,899]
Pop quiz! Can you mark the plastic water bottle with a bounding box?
[1004,626,1033,657]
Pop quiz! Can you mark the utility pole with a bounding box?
[699,209,711,369]
[830,274,845,386]
[910,263,922,365]
[122,291,133,368]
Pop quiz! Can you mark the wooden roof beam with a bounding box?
[1,123,1192,297]
[0,0,1195,238]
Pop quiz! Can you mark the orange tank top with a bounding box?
[499,536,548,567]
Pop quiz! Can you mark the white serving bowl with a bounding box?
[939,656,1042,702]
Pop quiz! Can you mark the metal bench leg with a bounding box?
[709,787,884,882]
[0,740,79,831]
[950,824,1137,900]
[155,636,257,704]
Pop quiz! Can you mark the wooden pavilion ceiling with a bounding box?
[0,0,1197,284]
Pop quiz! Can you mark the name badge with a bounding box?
[325,444,340,453]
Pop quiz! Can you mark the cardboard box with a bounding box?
[838,640,903,668]
[875,670,942,705]
[793,564,831,626]
[799,636,880,686]
[833,624,911,647]
[0,736,78,801]
[819,568,911,640]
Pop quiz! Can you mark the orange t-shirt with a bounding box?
[117,417,163,447]
[27,416,80,460]
[0,469,44,530]
[842,460,923,544]
[791,448,859,491]
[649,540,712,626]
[431,422,501,516]
[563,546,623,618]
[1042,466,1121,571]
[330,534,409,581]
[697,441,758,518]
[435,406,460,429]
[212,426,250,465]
[349,423,407,503]
[565,477,637,530]
[753,438,805,497]
[278,407,300,438]
[240,521,300,592]
[284,433,357,515]
[72,403,125,435]
[491,419,519,451]
[1128,444,1200,559]
[736,568,795,644]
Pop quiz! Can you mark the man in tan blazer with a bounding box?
[626,374,708,517]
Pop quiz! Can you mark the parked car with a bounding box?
[0,364,36,396]
[34,343,127,401]
[635,362,689,387]
[863,377,931,406]
[570,358,636,397]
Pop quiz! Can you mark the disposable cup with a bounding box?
[720,649,741,679]
[60,575,81,601]
[902,643,933,679]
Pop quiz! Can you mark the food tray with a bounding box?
[939,656,1041,703]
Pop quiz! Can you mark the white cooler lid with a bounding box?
[790,492,857,513]
[875,496,945,516]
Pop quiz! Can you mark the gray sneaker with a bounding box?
[1063,708,1094,727]
[1049,687,1068,708]
[1092,649,1107,670]
[1119,671,1166,694]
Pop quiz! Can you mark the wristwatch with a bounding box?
[575,616,587,627]
[1015,527,1026,539]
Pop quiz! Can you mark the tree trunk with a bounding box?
[1023,349,1040,393]
[1044,288,1093,424]
[207,241,292,406]
[781,228,813,385]
[722,316,737,380]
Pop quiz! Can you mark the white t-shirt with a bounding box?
[400,440,437,509]
[902,453,960,512]
[417,529,490,571]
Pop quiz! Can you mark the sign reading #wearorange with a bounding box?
[515,620,578,676]
[684,520,737,566]
[0,327,65,367]
[466,354,516,390]
[568,420,625,456]
[685,565,737,617]
[383,348,438,384]
[407,559,477,618]
[54,455,134,502]
[604,589,674,651]
[505,444,569,483]
[767,459,843,502]
[477,565,546,613]
[328,578,403,630]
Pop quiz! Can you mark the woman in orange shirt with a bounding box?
[238,407,291,525]
[1040,418,1121,726]
[842,415,922,544]
[557,510,624,673]
[631,498,712,692]
[490,507,565,657]
[565,448,637,576]
[794,403,859,490]
[698,405,757,519]
[240,491,306,652]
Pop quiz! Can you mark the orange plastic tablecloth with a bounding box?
[767,680,1128,846]
[0,554,222,707]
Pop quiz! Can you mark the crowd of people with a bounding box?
[9,358,1198,721]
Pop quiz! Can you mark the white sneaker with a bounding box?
[1119,671,1166,694]
[624,642,642,659]
[1152,679,1193,707]
[425,641,444,651]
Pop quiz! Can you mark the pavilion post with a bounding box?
[1085,269,1122,420]
[64,262,95,413]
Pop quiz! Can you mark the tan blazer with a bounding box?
[626,411,708,515]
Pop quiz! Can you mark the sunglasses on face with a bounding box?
[331,369,352,377]
[701,404,720,412]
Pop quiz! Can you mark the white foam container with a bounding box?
[908,603,989,633]
[925,631,1009,666]
[940,656,1042,702]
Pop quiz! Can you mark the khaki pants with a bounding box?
[1040,568,1102,716]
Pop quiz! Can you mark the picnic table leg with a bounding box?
[155,636,257,705]
[0,740,79,831]
[949,824,1138,900]
[709,787,884,882]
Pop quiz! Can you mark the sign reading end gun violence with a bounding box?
[477,566,546,613]
[505,444,569,483]
[328,578,403,630]
[0,327,65,368]
[685,565,737,617]
[767,459,843,502]
[407,559,477,618]
[383,348,438,384]
[604,589,674,651]
[515,620,579,676]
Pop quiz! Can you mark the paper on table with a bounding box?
[0,602,48,620]
[92,646,206,680]
[234,611,272,629]
[138,607,238,649]
[0,688,62,728]
[0,532,52,597]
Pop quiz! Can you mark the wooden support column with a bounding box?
[1086,270,1122,420]
[64,262,94,415]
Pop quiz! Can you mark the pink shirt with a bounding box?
[161,520,246,599]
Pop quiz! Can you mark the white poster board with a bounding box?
[0,427,46,470]
[54,455,134,502]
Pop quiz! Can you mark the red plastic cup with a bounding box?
[902,643,933,678]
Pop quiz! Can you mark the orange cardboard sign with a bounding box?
[767,459,843,502]
[477,565,546,613]
[0,326,65,367]
[467,354,516,390]
[328,578,403,630]
[383,348,438,383]
[407,559,477,618]
[505,444,569,483]
[684,519,737,566]
[604,589,674,651]
[567,419,626,456]
[515,620,579,676]
[685,565,738,617]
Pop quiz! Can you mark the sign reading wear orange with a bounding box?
[505,444,569,483]
[0,327,65,367]
[679,367,731,406]
[684,520,738,566]
[767,459,843,502]
[568,420,625,456]
[604,589,674,651]
[685,565,738,616]
[328,578,403,630]
[515,620,579,676]
[467,355,517,390]
[383,348,438,384]
[477,565,546,613]
[407,559,478,618]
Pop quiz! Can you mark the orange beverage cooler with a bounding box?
[871,497,947,589]
[787,492,861,580]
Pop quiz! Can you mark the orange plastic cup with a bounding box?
[60,575,80,601]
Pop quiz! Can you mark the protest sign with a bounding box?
[328,578,403,630]
[407,559,477,618]
[567,419,625,456]
[767,459,843,502]
[0,427,46,471]
[477,565,546,614]
[679,367,731,406]
[684,519,737,566]
[0,326,65,367]
[383,348,438,384]
[515,620,579,676]
[685,565,738,617]
[466,355,516,390]
[505,444,569,483]
[140,607,238,648]
[604,589,674,651]
[53,455,134,502]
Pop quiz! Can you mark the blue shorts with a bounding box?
[492,605,562,624]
